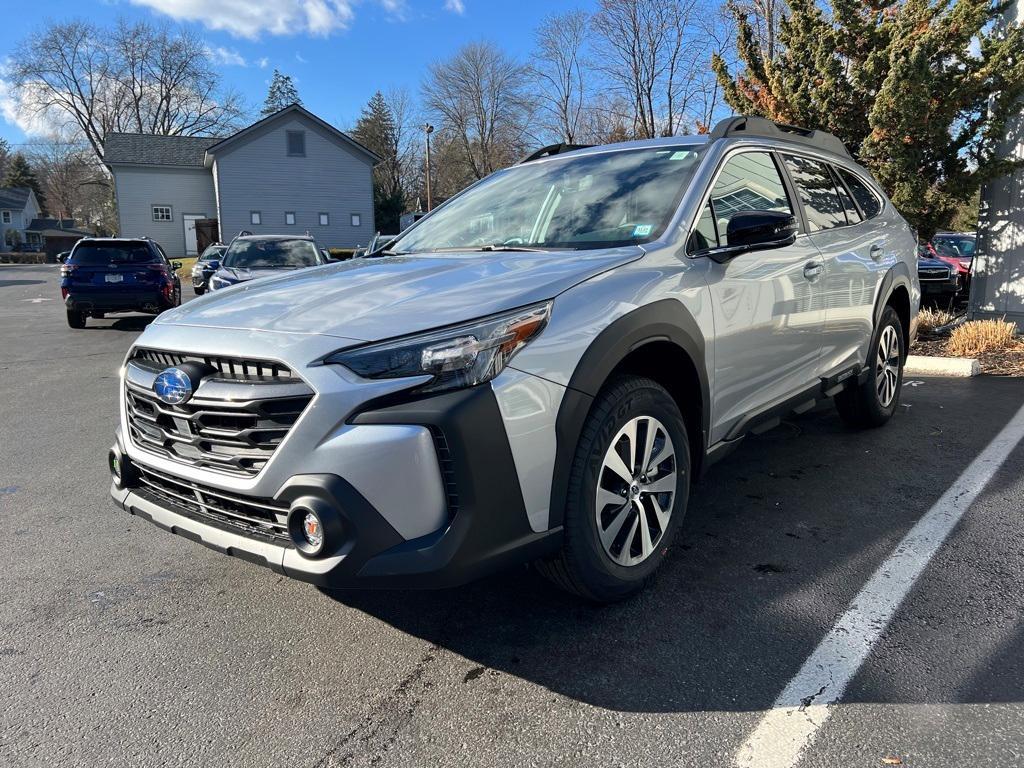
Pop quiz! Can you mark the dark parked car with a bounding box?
[917,247,960,306]
[932,232,975,298]
[190,243,227,296]
[208,234,326,291]
[59,238,181,328]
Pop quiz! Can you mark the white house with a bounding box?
[0,187,42,248]
[104,104,381,257]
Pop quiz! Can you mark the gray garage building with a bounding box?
[104,104,380,257]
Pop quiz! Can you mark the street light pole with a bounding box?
[422,123,434,212]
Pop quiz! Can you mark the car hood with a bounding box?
[160,248,644,341]
[216,265,304,282]
[918,257,950,269]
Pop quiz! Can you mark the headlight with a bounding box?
[325,302,551,394]
[209,275,228,289]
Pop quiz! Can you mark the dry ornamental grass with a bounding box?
[916,307,957,335]
[947,319,1017,357]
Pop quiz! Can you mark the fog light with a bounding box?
[109,450,122,485]
[302,511,323,549]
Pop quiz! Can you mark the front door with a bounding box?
[183,214,204,256]
[697,150,826,443]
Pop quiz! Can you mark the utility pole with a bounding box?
[422,123,434,211]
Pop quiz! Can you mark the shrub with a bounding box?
[947,319,1017,357]
[916,307,956,335]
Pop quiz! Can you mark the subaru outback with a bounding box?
[109,116,919,601]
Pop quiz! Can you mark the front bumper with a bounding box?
[111,385,561,588]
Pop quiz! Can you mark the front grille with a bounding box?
[133,348,299,381]
[124,351,313,477]
[919,268,950,281]
[135,465,290,544]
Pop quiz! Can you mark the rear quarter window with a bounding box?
[836,168,883,219]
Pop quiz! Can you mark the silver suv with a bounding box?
[109,116,919,601]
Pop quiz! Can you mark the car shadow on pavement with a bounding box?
[82,316,157,332]
[325,380,1023,714]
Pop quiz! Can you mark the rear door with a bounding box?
[780,155,891,377]
[696,149,827,442]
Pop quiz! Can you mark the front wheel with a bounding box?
[835,305,904,428]
[66,310,86,329]
[194,286,205,296]
[536,375,690,602]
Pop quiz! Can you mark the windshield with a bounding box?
[70,242,157,265]
[934,236,975,258]
[222,239,321,269]
[199,245,226,261]
[389,144,704,254]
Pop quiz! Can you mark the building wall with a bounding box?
[1,193,40,246]
[970,0,1024,329]
[212,115,376,249]
[111,166,217,258]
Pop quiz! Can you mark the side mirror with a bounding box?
[171,261,182,270]
[704,211,798,263]
[207,260,220,270]
[56,252,68,263]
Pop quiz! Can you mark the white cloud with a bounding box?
[205,45,248,66]
[379,0,409,20]
[129,0,356,39]
[0,76,69,137]
[444,0,465,14]
[256,57,270,69]
[295,52,309,64]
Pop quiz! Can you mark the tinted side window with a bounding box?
[837,168,882,219]
[783,155,847,231]
[710,152,792,247]
[689,200,718,251]
[832,168,862,223]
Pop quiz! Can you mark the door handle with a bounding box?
[803,262,824,280]
[869,243,884,260]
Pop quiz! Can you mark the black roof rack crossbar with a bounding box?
[709,115,851,158]
[519,143,594,164]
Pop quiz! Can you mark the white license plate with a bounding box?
[105,274,123,283]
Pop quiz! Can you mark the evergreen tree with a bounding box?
[260,69,302,117]
[713,0,1024,238]
[3,153,46,213]
[353,91,406,233]
[0,138,10,183]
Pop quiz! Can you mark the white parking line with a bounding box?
[735,401,1024,768]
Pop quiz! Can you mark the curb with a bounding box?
[905,355,980,377]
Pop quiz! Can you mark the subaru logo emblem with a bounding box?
[153,367,193,405]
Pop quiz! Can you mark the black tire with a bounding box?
[536,375,691,602]
[194,286,205,296]
[66,310,86,329]
[92,311,105,319]
[834,305,905,429]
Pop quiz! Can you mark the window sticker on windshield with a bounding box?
[632,224,653,237]
[670,151,690,160]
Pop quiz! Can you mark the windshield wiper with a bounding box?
[476,244,548,252]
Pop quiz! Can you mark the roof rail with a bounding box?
[519,143,593,164]
[709,115,851,159]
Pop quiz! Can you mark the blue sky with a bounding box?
[0,0,583,148]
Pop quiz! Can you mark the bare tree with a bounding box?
[25,134,115,231]
[531,10,591,144]
[422,42,531,181]
[10,19,246,165]
[592,0,712,138]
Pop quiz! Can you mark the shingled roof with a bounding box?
[103,134,223,167]
[0,187,32,210]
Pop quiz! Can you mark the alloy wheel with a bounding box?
[876,325,901,407]
[595,415,677,567]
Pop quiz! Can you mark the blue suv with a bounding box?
[60,238,182,328]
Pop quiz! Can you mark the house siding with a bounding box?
[212,115,376,249]
[112,166,216,257]
[1,194,40,245]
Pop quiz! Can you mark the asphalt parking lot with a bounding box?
[2,263,1024,768]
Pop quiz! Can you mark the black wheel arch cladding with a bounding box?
[549,299,709,530]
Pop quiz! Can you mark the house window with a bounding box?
[250,211,262,225]
[152,205,173,222]
[319,212,329,226]
[350,213,361,227]
[285,212,296,225]
[1,211,10,224]
[287,130,306,157]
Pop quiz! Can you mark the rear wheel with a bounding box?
[835,305,904,428]
[66,310,86,329]
[536,375,690,602]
